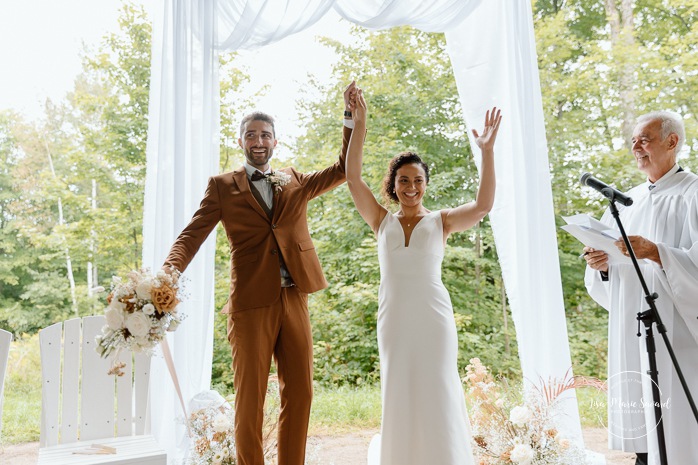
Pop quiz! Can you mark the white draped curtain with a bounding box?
[143,0,584,461]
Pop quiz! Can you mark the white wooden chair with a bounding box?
[0,328,13,441]
[38,316,166,464]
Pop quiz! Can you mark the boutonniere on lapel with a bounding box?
[266,171,291,193]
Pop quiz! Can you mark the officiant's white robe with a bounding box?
[585,164,698,464]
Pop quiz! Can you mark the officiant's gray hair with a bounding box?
[240,112,276,138]
[636,111,684,156]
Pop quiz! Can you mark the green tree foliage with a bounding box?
[0,3,153,334]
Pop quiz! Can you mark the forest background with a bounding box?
[2,0,698,440]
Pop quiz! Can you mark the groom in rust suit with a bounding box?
[163,82,358,465]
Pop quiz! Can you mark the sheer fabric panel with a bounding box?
[216,0,336,50]
[446,0,582,442]
[142,0,218,459]
[334,0,482,31]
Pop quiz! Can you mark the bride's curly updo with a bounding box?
[381,151,430,204]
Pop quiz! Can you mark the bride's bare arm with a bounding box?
[442,107,502,235]
[346,89,387,233]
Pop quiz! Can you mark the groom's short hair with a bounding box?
[239,112,276,138]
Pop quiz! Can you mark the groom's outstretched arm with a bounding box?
[162,176,222,273]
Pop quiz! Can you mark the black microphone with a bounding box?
[580,172,634,206]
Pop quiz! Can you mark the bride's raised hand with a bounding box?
[471,107,502,152]
[353,88,367,126]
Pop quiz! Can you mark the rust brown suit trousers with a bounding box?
[163,126,352,465]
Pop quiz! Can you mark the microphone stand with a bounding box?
[605,188,698,465]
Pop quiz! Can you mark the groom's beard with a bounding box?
[244,146,274,169]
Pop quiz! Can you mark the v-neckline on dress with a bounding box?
[397,211,432,248]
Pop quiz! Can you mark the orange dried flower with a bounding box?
[152,284,179,313]
[108,361,127,377]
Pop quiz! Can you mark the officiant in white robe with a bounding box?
[583,111,698,465]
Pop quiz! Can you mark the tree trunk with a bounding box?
[88,179,98,296]
[44,138,78,316]
[605,0,637,149]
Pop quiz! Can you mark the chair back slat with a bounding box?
[80,316,115,441]
[134,352,151,435]
[60,318,81,444]
[39,322,63,447]
[116,348,134,436]
[0,328,13,441]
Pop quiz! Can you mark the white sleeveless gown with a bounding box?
[368,211,474,465]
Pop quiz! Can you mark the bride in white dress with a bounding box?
[345,88,502,465]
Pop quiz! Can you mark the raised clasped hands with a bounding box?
[472,107,503,152]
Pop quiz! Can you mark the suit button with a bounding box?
[272,224,277,229]
[271,250,277,255]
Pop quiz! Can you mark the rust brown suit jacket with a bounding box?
[163,125,352,313]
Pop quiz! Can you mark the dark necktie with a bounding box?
[251,171,268,181]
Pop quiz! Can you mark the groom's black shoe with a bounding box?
[635,453,648,465]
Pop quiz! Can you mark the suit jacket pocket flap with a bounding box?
[298,239,315,251]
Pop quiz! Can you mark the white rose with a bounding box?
[142,303,156,315]
[510,443,535,465]
[212,452,224,464]
[212,412,231,433]
[509,405,533,427]
[136,278,153,300]
[105,304,125,330]
[125,312,151,338]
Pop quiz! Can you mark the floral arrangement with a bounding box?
[464,358,604,465]
[186,376,282,465]
[187,398,236,465]
[96,267,184,375]
[266,171,291,193]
